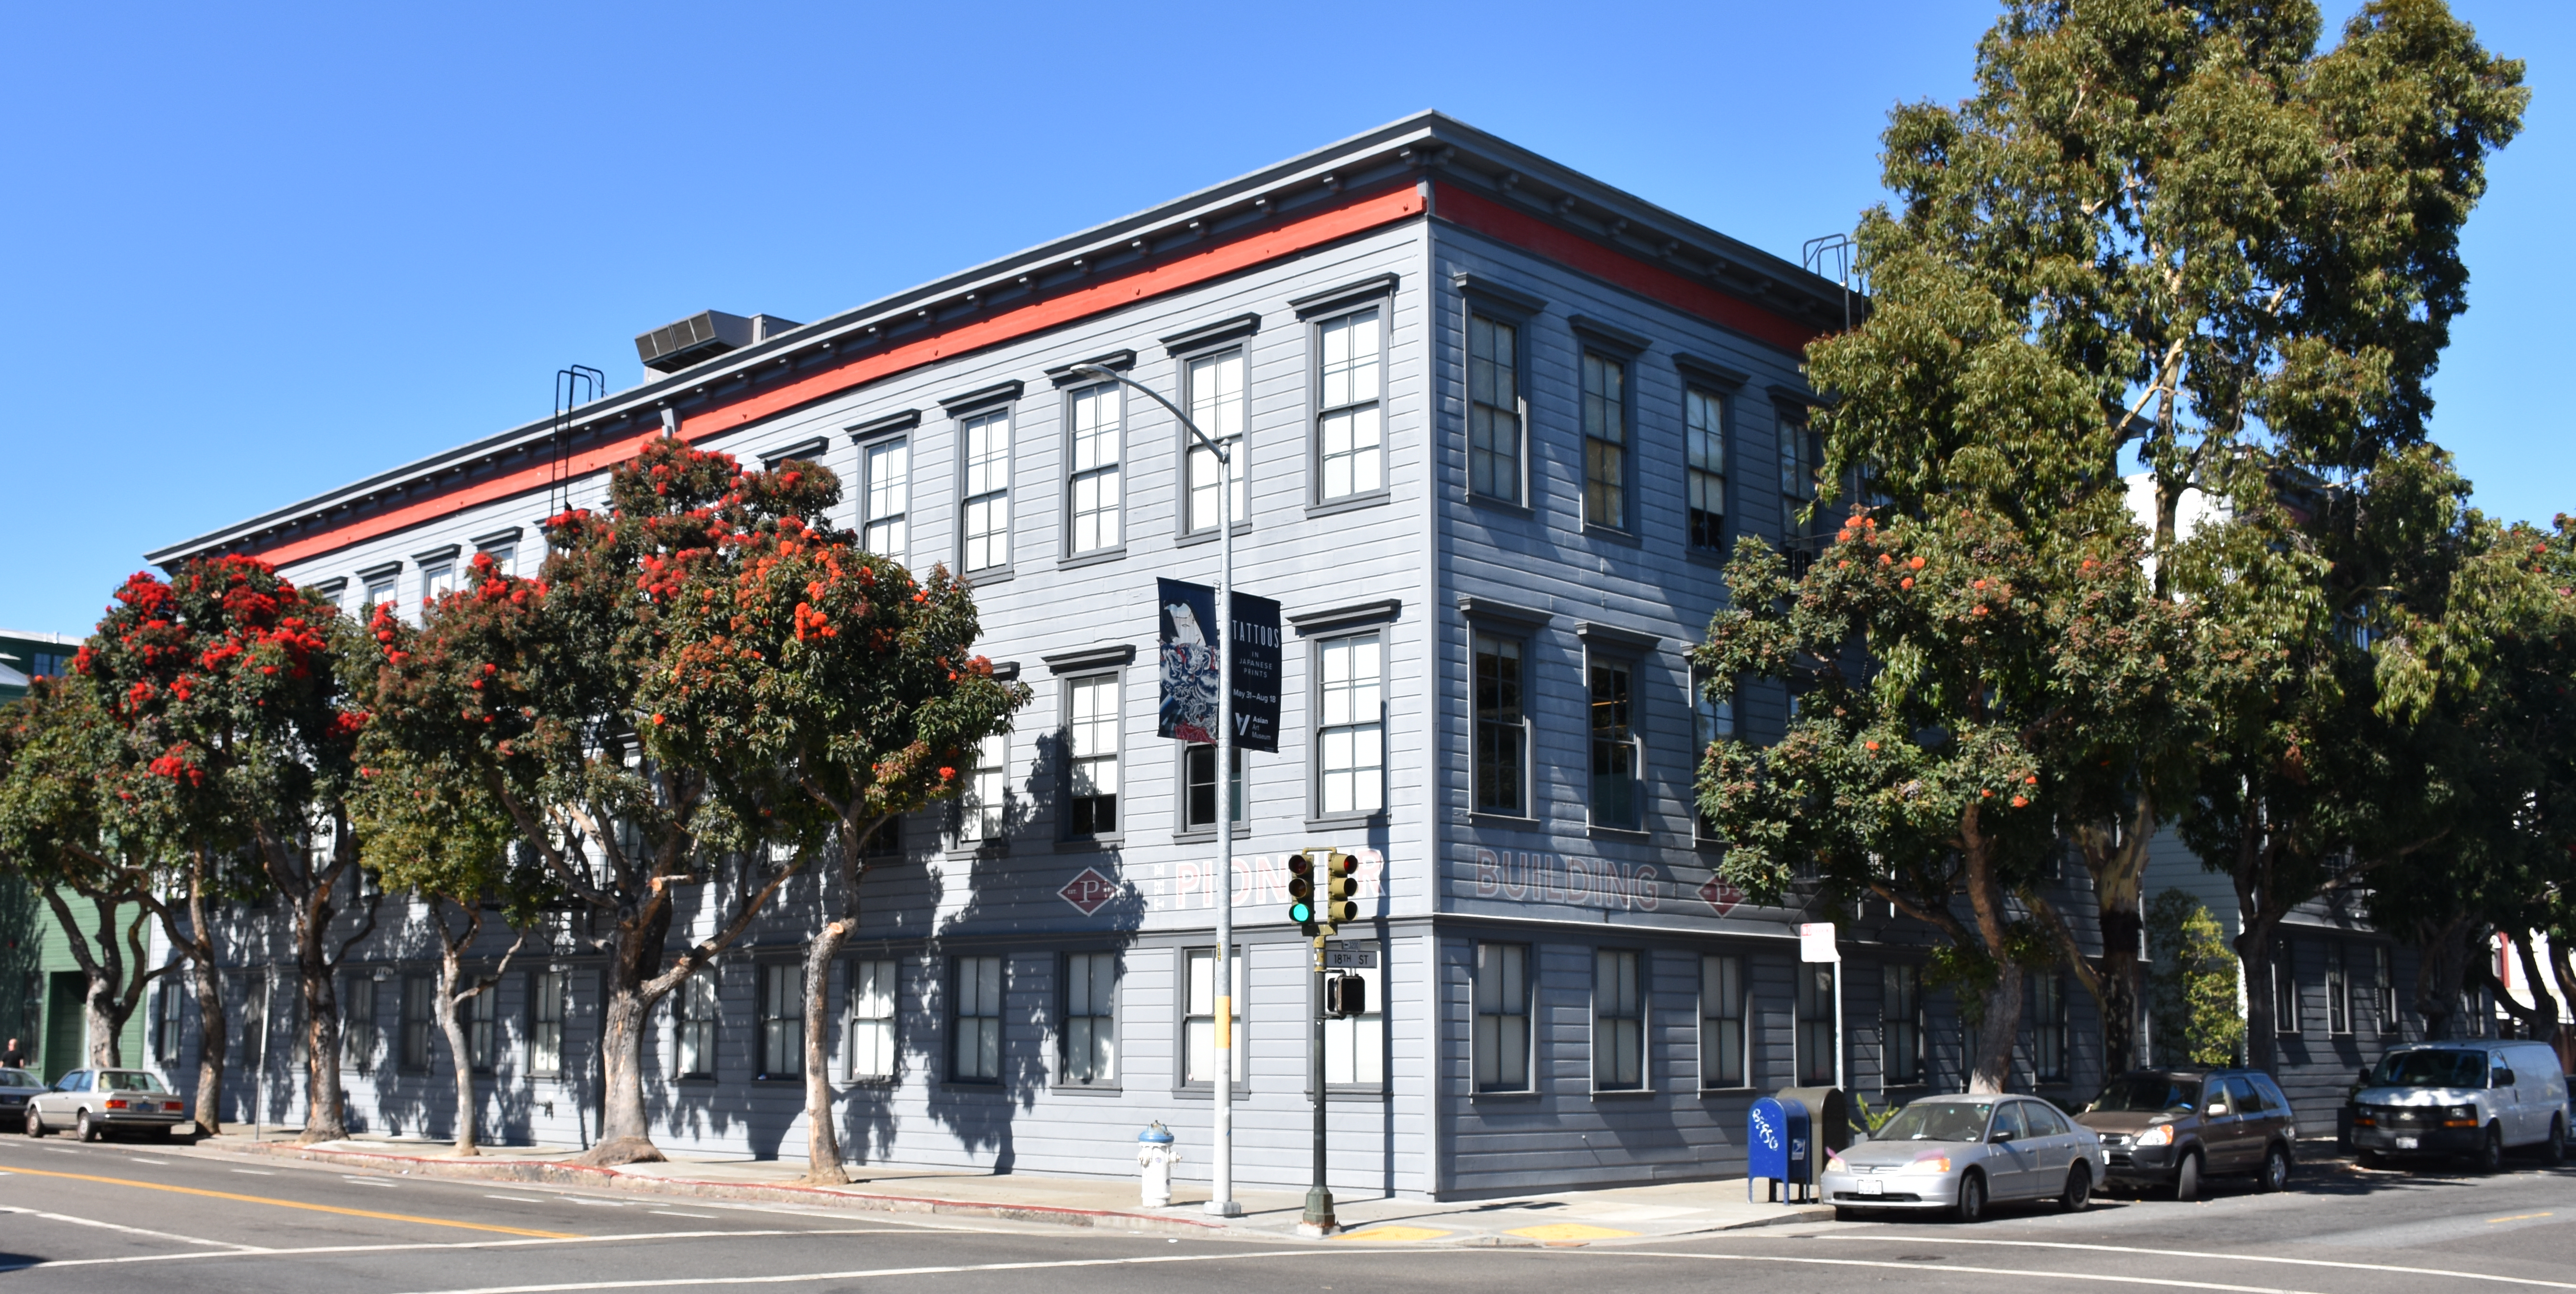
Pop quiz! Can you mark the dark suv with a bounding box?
[2076,1068,2299,1200]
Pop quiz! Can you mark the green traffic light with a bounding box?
[1289,900,1313,923]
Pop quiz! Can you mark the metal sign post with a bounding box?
[1303,933,1336,1237]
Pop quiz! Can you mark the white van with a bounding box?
[2351,1040,2569,1172]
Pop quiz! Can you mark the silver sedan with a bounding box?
[1821,1094,2107,1222]
[25,1068,189,1141]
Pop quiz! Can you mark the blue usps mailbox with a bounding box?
[1747,1096,1812,1203]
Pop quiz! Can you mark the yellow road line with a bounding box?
[0,1165,580,1238]
[2487,1212,2554,1224]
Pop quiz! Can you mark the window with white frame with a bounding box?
[1589,659,1641,831]
[962,732,1008,843]
[1883,963,1922,1085]
[1066,384,1122,554]
[1182,744,1243,831]
[1316,307,1383,501]
[1691,667,1735,841]
[953,955,1004,1082]
[1065,674,1118,837]
[862,437,909,560]
[1475,943,1531,1092]
[363,571,397,612]
[2375,945,2397,1033]
[1467,312,1520,502]
[1701,954,1745,1089]
[2273,937,2299,1034]
[674,970,716,1081]
[1062,952,1117,1085]
[477,542,517,579]
[2327,942,2351,1035]
[342,973,375,1073]
[2031,972,2068,1083]
[960,410,1011,572]
[1593,949,1645,1090]
[1185,350,1246,533]
[155,974,186,1065]
[1796,963,1837,1086]
[1473,632,1526,816]
[1780,413,1824,538]
[846,958,897,1079]
[1322,950,1383,1086]
[466,984,496,1073]
[1316,632,1383,817]
[1686,387,1727,551]
[422,562,457,608]
[1581,350,1628,530]
[759,963,802,1079]
[529,969,566,1078]
[401,973,434,1073]
[1183,947,1244,1085]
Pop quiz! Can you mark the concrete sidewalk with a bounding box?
[168,1127,1833,1244]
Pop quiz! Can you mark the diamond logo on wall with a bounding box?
[1059,867,1117,916]
[1699,875,1745,917]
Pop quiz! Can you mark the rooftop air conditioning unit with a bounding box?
[634,310,801,373]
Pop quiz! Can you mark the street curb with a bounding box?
[198,1140,1229,1237]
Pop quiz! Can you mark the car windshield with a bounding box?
[1876,1101,1994,1143]
[97,1071,166,1093]
[0,1069,32,1087]
[2373,1051,2485,1089]
[2092,1074,2201,1114]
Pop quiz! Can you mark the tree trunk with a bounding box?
[436,940,481,1156]
[2235,923,2276,1071]
[1960,814,2022,1093]
[2097,911,2143,1078]
[801,825,875,1184]
[168,850,228,1136]
[296,931,347,1144]
[580,895,676,1167]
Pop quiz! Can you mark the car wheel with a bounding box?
[1835,1206,1866,1222]
[1953,1171,1987,1224]
[2475,1124,2505,1174]
[2355,1149,2383,1170]
[2257,1143,2290,1193]
[24,1107,44,1138]
[2543,1118,2566,1167]
[2172,1151,2203,1202]
[76,1110,98,1143]
[2060,1163,2093,1212]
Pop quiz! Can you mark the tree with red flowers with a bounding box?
[637,461,1027,1183]
[72,556,368,1139]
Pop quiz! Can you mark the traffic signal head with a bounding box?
[1286,853,1316,929]
[1321,851,1360,925]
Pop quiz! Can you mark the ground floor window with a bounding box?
[1322,948,1382,1087]
[1062,952,1117,1085]
[954,956,1004,1083]
[1475,942,1530,1092]
[1700,954,1744,1089]
[674,972,716,1081]
[401,973,434,1073]
[466,984,496,1073]
[1593,949,1644,1090]
[846,959,898,1080]
[2031,973,2068,1083]
[760,963,803,1080]
[1883,963,1922,1085]
[1184,947,1244,1086]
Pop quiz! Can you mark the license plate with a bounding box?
[2395,1136,2419,1150]
[1858,1178,1884,1196]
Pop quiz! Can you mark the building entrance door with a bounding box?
[44,972,84,1082]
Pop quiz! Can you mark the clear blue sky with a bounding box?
[2,1,2565,635]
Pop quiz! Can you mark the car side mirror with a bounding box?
[1991,1129,2015,1143]
[2205,1104,2226,1117]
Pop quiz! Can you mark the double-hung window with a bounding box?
[846,959,897,1080]
[2273,938,2299,1034]
[2032,973,2068,1083]
[1315,307,1383,502]
[1701,954,1746,1089]
[477,542,518,579]
[1062,952,1117,1085]
[529,969,565,1078]
[1589,659,1641,831]
[1474,943,1531,1092]
[953,955,1004,1083]
[2374,945,2397,1033]
[466,985,496,1073]
[401,973,435,1073]
[1691,667,1734,841]
[962,733,1008,843]
[1467,313,1521,502]
[1883,964,1922,1085]
[1183,947,1244,1085]
[1185,350,1247,533]
[1473,633,1526,816]
[861,437,909,560]
[422,562,456,607]
[674,971,716,1081]
[1321,949,1383,1086]
[1779,414,1823,538]
[759,963,802,1079]
[960,410,1011,573]
[155,976,185,1065]
[1796,963,1837,1086]
[1182,744,1243,831]
[1686,387,1728,551]
[1316,632,1383,817]
[342,973,375,1073]
[2327,943,2352,1035]
[1593,949,1645,1090]
[1065,675,1118,838]
[1066,384,1122,554]
[1580,351,1628,530]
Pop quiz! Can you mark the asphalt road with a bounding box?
[2,1133,2571,1294]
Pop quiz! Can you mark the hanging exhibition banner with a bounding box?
[1156,577,1280,752]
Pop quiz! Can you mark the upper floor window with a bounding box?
[1065,674,1119,838]
[1316,632,1383,817]
[529,968,566,1078]
[1589,659,1641,831]
[1686,388,1727,551]
[1580,351,1628,530]
[2374,945,2397,1033]
[1779,414,1824,538]
[477,542,518,579]
[363,572,397,614]
[1067,384,1123,555]
[421,563,456,608]
[2272,938,2299,1034]
[1467,313,1521,503]
[1316,308,1384,502]
[342,973,375,1073]
[1473,632,1526,816]
[1691,667,1734,841]
[862,437,909,560]
[1185,350,1247,532]
[960,411,1011,573]
[401,973,435,1073]
[1182,744,1244,831]
[962,733,1008,843]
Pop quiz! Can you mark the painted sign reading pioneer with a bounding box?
[1155,577,1280,752]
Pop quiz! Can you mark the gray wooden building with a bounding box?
[142,112,2418,1198]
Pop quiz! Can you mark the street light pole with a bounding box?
[1070,364,1243,1218]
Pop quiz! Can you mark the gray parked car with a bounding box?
[0,1068,42,1130]
[1821,1094,2108,1222]
[24,1069,188,1141]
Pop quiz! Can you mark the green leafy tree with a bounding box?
[637,459,1028,1183]
[2145,889,2244,1066]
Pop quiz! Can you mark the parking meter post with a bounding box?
[1301,933,1338,1236]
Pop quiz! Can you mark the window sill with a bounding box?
[939,1081,1008,1093]
[1305,492,1391,520]
[946,842,1007,861]
[751,1075,805,1084]
[1468,812,1544,832]
[1470,1088,1541,1102]
[1171,824,1251,844]
[1305,1085,1393,1101]
[673,1075,718,1086]
[1587,824,1650,843]
[836,1075,899,1088]
[963,566,1015,587]
[1464,492,1534,518]
[1683,544,1734,571]
[1172,1084,1251,1101]
[1053,837,1125,853]
[1058,548,1127,571]
[1304,812,1385,833]
[1590,1087,1657,1099]
[1581,524,1643,548]
[1052,1082,1125,1095]
[1174,523,1253,548]
[1697,1086,1759,1097]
